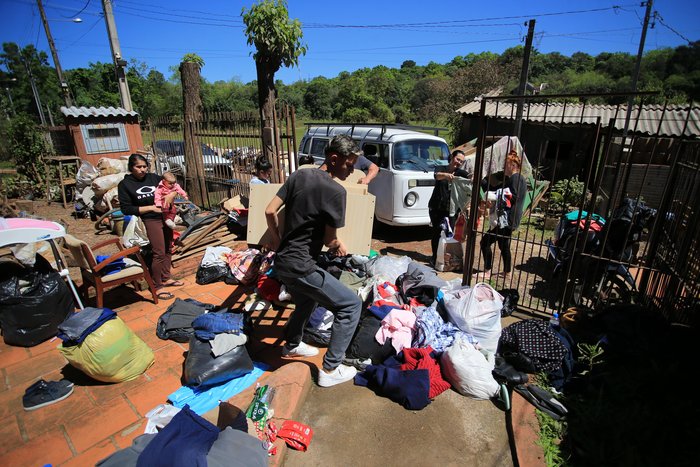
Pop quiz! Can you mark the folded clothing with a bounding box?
[57,307,117,345]
[192,312,245,341]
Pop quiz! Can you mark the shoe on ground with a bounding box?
[165,219,177,229]
[318,364,358,387]
[23,379,74,411]
[282,342,319,358]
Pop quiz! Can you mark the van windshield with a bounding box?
[392,141,450,171]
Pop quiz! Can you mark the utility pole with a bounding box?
[23,56,47,126]
[623,0,654,136]
[102,0,132,111]
[36,0,72,107]
[514,19,536,140]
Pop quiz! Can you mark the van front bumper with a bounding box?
[375,214,431,227]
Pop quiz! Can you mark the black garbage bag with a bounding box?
[0,256,75,347]
[195,264,231,285]
[499,288,520,317]
[183,334,254,387]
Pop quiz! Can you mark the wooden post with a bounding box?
[180,61,207,207]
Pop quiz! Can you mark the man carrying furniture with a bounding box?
[265,135,363,387]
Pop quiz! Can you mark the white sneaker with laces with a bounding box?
[318,364,358,387]
[282,342,319,358]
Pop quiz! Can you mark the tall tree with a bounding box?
[242,0,306,160]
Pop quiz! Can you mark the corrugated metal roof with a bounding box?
[60,106,139,118]
[455,101,700,138]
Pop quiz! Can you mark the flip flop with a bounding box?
[163,280,184,287]
[157,291,175,300]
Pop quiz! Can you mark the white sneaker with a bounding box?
[318,364,357,387]
[282,342,319,358]
[165,219,177,229]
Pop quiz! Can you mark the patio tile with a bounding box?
[0,417,23,455]
[4,351,68,387]
[135,327,170,352]
[209,285,239,301]
[124,371,182,416]
[116,302,155,322]
[27,338,62,358]
[187,291,222,305]
[145,342,187,379]
[0,384,24,419]
[0,429,73,467]
[82,374,148,406]
[113,419,148,449]
[21,385,96,439]
[64,396,139,453]
[0,344,30,369]
[60,438,116,467]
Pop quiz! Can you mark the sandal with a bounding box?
[163,280,184,287]
[157,291,175,300]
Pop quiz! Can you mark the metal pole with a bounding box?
[102,0,132,111]
[622,0,654,138]
[36,0,72,107]
[5,87,15,116]
[23,56,47,125]
[514,19,536,139]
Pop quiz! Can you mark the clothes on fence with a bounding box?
[192,312,245,341]
[400,346,451,399]
[450,177,472,217]
[136,405,219,467]
[200,246,233,268]
[57,307,117,345]
[375,308,416,354]
[354,354,431,410]
[413,304,477,353]
[156,298,215,342]
[210,333,248,357]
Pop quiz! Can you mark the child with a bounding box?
[155,171,188,229]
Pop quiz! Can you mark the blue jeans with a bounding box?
[278,268,362,371]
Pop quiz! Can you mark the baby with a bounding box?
[155,171,188,229]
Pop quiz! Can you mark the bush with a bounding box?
[548,176,584,215]
[4,115,51,198]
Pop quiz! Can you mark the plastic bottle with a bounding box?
[549,312,560,327]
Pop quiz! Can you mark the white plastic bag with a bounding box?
[76,160,100,192]
[366,255,411,283]
[122,215,149,248]
[445,282,503,353]
[440,335,499,400]
[97,157,128,175]
[435,231,464,272]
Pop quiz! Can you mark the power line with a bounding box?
[64,15,103,48]
[59,0,92,19]
[654,13,693,45]
[114,3,243,25]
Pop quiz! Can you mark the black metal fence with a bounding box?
[462,93,699,325]
[142,104,297,209]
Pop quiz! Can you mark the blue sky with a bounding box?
[1,0,698,84]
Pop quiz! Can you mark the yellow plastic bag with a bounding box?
[59,317,154,383]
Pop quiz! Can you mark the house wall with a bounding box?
[66,116,144,166]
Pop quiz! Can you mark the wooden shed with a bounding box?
[59,106,144,166]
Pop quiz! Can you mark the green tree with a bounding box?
[4,114,51,188]
[242,0,306,159]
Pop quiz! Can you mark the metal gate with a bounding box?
[461,93,699,324]
[144,103,297,209]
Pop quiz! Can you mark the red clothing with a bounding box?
[400,346,451,398]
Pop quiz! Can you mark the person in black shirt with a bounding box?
[265,135,363,388]
[117,154,182,299]
[427,149,469,265]
[477,150,528,281]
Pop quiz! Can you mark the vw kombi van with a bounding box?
[298,124,450,226]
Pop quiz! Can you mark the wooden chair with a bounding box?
[63,234,158,308]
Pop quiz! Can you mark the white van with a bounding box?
[298,124,450,226]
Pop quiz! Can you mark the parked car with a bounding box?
[298,124,450,226]
[153,140,233,179]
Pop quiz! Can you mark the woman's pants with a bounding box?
[480,227,513,272]
[143,217,173,288]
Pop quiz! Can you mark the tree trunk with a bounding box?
[181,61,207,207]
[256,59,278,171]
